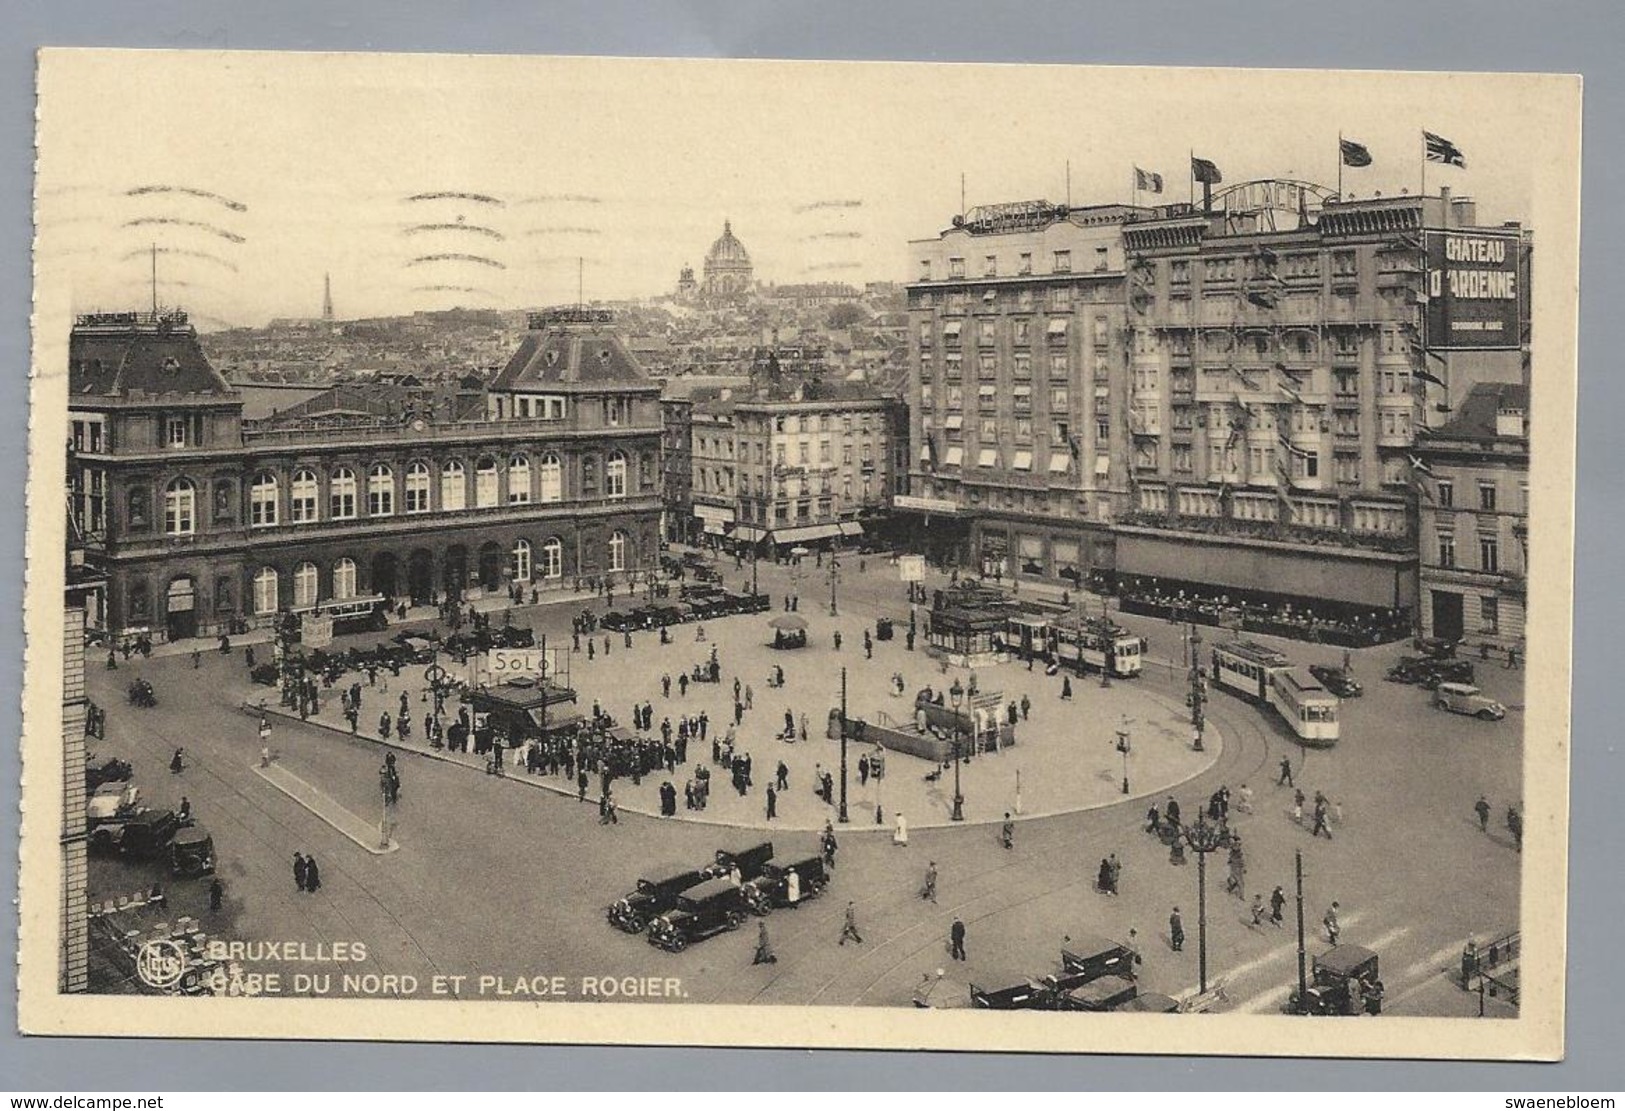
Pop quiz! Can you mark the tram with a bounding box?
[1211,640,1339,745]
[1053,617,1143,679]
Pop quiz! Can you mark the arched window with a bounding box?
[333,557,357,600]
[405,461,431,513]
[290,469,319,523]
[293,561,319,609]
[606,451,628,498]
[475,456,499,508]
[249,472,279,527]
[441,460,466,512]
[511,538,532,582]
[164,478,196,536]
[607,529,628,573]
[367,463,394,517]
[539,453,563,503]
[507,453,531,504]
[330,467,357,520]
[541,536,563,580]
[252,566,279,615]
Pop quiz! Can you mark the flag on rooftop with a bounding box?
[1424,131,1466,168]
[1191,156,1223,185]
[1134,167,1164,194]
[1339,138,1373,168]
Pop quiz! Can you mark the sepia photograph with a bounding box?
[19,49,1580,1058]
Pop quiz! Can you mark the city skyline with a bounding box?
[36,52,1541,327]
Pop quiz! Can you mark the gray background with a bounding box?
[3,0,1619,1091]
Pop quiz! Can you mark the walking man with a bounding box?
[293,852,308,893]
[1311,796,1334,840]
[1278,756,1294,787]
[1170,907,1185,952]
[839,901,863,945]
[1250,893,1267,928]
[765,784,778,821]
[921,861,938,904]
[949,917,967,961]
[1475,795,1491,833]
[752,921,778,965]
[1323,901,1341,944]
[1270,885,1286,928]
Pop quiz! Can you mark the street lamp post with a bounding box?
[838,667,850,824]
[1115,729,1131,795]
[828,555,839,617]
[1182,814,1226,995]
[1189,626,1207,751]
[948,677,966,822]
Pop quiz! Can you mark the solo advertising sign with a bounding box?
[1425,230,1522,350]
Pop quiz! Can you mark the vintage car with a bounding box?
[646,879,752,951]
[607,868,711,934]
[741,856,829,914]
[168,825,216,878]
[1385,656,1475,689]
[709,842,776,884]
[87,784,142,828]
[1290,944,1384,1016]
[1059,933,1141,984]
[1413,635,1460,659]
[1308,665,1363,699]
[1434,682,1508,721]
[89,807,185,860]
[969,974,1054,1010]
[1054,974,1140,1012]
[85,754,133,792]
[600,610,637,633]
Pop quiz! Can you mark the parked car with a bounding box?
[85,754,133,792]
[168,825,216,878]
[646,879,752,951]
[709,842,776,884]
[1413,636,1459,659]
[1308,665,1363,698]
[89,808,185,860]
[1058,933,1141,984]
[742,856,829,914]
[87,783,142,828]
[969,977,1053,1010]
[1054,974,1141,1012]
[1386,656,1475,689]
[1433,682,1507,721]
[607,869,711,934]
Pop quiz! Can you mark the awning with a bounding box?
[733,524,768,542]
[944,446,964,466]
[1094,455,1111,477]
[694,504,736,524]
[838,521,865,537]
[772,523,843,544]
[1049,452,1072,473]
[1047,318,1070,336]
[1012,450,1033,471]
[978,448,998,467]
[944,414,964,430]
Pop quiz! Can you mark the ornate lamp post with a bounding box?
[838,667,850,824]
[1189,626,1206,751]
[948,677,966,822]
[828,554,840,617]
[1115,729,1131,795]
[1182,813,1226,995]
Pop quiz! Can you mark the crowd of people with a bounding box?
[1114,575,1412,648]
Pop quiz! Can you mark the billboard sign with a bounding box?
[488,647,561,679]
[898,554,926,583]
[1425,230,1521,350]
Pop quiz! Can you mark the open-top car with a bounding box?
[607,868,711,934]
[1308,665,1363,698]
[1059,933,1140,985]
[741,855,829,914]
[646,879,751,952]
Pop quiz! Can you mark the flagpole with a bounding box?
[1337,132,1343,200]
[1420,130,1427,202]
[1189,149,1195,208]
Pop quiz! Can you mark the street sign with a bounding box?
[898,554,926,583]
[487,647,559,679]
[303,615,334,649]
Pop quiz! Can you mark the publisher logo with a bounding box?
[135,939,188,990]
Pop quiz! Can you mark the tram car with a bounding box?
[1211,640,1340,745]
[1050,617,1144,679]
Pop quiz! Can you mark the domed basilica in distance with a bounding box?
[676,220,755,304]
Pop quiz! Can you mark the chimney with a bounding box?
[1451,196,1478,227]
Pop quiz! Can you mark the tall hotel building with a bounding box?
[905,184,1526,620]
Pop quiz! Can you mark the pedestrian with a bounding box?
[752,920,778,965]
[839,901,863,945]
[304,855,321,894]
[294,852,308,892]
[1108,852,1121,894]
[577,769,589,802]
[1145,804,1161,835]
[209,876,224,912]
[1278,756,1294,787]
[834,631,842,651]
[1250,893,1266,928]
[822,822,838,869]
[1170,907,1185,952]
[191,648,201,669]
[1097,857,1114,895]
[949,917,967,961]
[922,861,938,903]
[1061,676,1073,700]
[1506,806,1523,850]
[1311,797,1333,839]
[1165,797,1181,828]
[169,748,184,775]
[1270,885,1286,928]
[1475,795,1491,832]
[1323,901,1341,944]
[679,673,689,697]
[1001,812,1014,850]
[178,796,192,823]
[1020,694,1030,721]
[766,784,778,821]
[745,684,754,710]
[893,811,909,846]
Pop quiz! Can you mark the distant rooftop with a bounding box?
[70,310,237,400]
